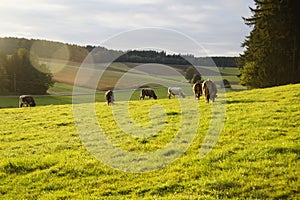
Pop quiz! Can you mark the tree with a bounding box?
[238,0,300,88]
[240,61,260,88]
[185,66,201,83]
[222,79,231,89]
[192,74,202,84]
[0,50,9,93]
[185,66,195,82]
[5,48,54,94]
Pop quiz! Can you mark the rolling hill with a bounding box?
[0,84,299,199]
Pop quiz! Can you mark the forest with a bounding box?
[238,0,300,88]
[0,48,54,95]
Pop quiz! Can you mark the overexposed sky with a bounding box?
[0,0,254,56]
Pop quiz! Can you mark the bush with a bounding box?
[223,79,231,88]
[192,74,202,84]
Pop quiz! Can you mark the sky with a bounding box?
[0,0,255,56]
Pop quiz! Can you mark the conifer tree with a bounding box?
[238,0,300,88]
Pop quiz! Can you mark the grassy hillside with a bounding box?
[0,84,299,199]
[39,58,243,91]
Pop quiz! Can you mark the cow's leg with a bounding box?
[111,96,114,104]
[212,96,215,102]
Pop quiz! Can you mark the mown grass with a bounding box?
[0,84,299,199]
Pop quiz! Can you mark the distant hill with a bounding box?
[0,37,237,67]
[0,37,89,63]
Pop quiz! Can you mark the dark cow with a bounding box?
[19,95,36,107]
[193,82,202,100]
[168,87,185,99]
[105,90,114,105]
[140,88,157,100]
[202,79,217,103]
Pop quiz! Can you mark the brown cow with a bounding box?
[202,80,217,103]
[105,90,114,105]
[193,82,202,100]
[140,88,157,100]
[19,95,36,107]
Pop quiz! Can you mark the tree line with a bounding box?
[238,0,300,88]
[0,37,238,67]
[115,50,237,67]
[0,37,89,63]
[115,50,190,65]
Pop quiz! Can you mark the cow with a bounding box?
[19,95,36,107]
[202,79,217,103]
[105,90,114,105]
[193,82,202,100]
[140,88,157,100]
[168,87,185,99]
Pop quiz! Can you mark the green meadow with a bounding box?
[0,84,299,199]
[0,59,243,108]
[0,85,169,108]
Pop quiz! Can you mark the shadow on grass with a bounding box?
[226,99,278,104]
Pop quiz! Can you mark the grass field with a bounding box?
[0,58,242,108]
[40,58,244,90]
[0,87,170,108]
[0,84,299,199]
[0,59,243,108]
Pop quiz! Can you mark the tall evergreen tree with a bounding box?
[238,0,300,88]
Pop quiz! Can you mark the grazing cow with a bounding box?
[168,87,185,99]
[193,82,202,100]
[19,95,36,107]
[202,79,217,103]
[105,90,114,105]
[140,88,157,100]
